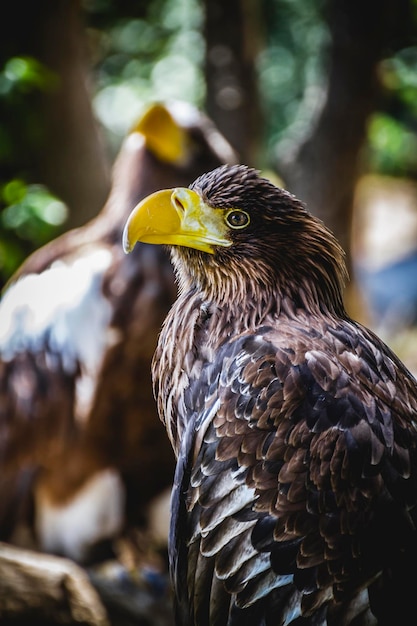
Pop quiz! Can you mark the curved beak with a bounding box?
[122,187,231,255]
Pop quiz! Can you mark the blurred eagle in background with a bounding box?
[123,164,417,625]
[0,101,237,565]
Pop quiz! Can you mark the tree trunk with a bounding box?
[278,0,413,265]
[203,0,264,165]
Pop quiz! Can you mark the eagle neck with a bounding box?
[152,283,280,455]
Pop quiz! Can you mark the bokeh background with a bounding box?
[1,1,417,623]
[2,0,417,371]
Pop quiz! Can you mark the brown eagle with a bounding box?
[123,164,417,625]
[0,102,236,564]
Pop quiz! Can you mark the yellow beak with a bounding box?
[132,103,186,164]
[122,187,232,255]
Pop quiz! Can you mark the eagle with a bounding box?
[0,102,236,565]
[123,164,417,625]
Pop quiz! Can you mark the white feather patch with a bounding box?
[34,467,125,563]
[0,248,113,373]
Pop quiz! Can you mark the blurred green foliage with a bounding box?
[0,55,65,285]
[367,46,417,177]
[87,0,205,150]
[0,181,68,279]
[1,0,417,286]
[258,0,330,163]
[0,55,58,165]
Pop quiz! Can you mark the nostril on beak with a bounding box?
[171,191,185,214]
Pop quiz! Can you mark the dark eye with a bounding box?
[225,209,250,229]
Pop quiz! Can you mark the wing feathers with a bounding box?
[171,318,417,623]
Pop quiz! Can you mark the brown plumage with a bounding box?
[0,103,236,564]
[123,164,417,625]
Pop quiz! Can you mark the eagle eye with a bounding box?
[225,209,250,229]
